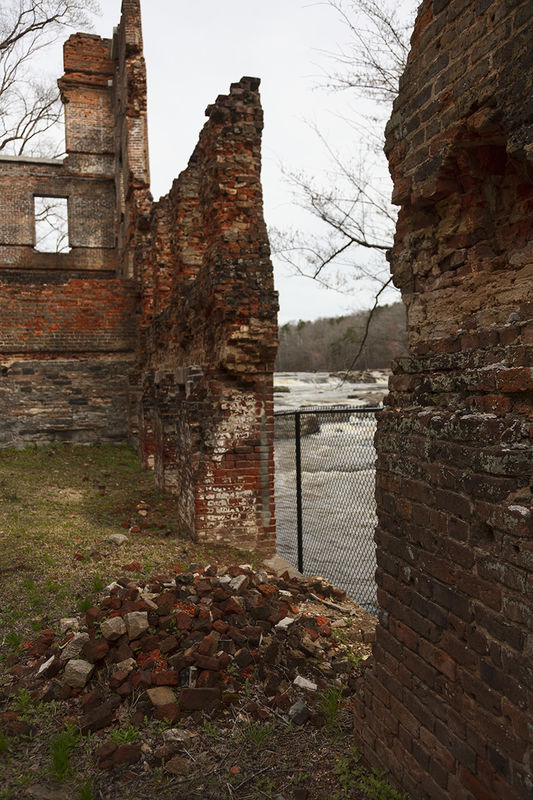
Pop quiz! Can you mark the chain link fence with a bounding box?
[274,406,380,613]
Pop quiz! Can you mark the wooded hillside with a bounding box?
[276,303,407,371]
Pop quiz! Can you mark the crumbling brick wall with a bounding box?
[136,77,278,553]
[355,1,533,798]
[0,30,136,447]
[0,0,277,553]
[111,0,151,282]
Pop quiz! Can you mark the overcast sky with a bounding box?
[79,1,416,323]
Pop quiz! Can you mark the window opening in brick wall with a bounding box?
[34,196,70,253]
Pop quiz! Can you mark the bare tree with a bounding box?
[34,195,69,251]
[272,0,417,304]
[319,0,413,103]
[276,302,408,372]
[0,0,100,157]
[274,121,395,295]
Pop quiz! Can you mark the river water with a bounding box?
[273,372,389,612]
[273,370,388,410]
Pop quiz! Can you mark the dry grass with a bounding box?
[0,444,409,800]
[0,443,261,667]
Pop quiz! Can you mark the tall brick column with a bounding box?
[354,1,533,798]
[136,77,278,554]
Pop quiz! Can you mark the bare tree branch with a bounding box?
[275,0,417,329]
[34,195,69,251]
[316,0,414,103]
[0,1,99,52]
[336,275,393,380]
[0,0,100,156]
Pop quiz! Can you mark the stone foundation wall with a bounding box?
[355,1,533,798]
[0,358,134,447]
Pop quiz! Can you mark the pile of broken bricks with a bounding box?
[1,563,376,770]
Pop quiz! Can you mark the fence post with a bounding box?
[295,411,303,573]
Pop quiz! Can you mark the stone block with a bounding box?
[63,659,94,688]
[124,611,149,640]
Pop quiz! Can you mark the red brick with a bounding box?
[0,10,277,558]
[362,2,533,796]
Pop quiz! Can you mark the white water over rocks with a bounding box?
[274,372,388,611]
[274,370,389,410]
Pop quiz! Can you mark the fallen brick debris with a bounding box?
[1,563,376,771]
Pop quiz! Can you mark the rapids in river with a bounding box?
[273,372,389,612]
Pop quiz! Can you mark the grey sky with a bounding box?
[74,2,416,323]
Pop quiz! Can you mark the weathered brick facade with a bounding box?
[0,1,277,553]
[0,32,135,446]
[135,76,277,550]
[354,1,533,798]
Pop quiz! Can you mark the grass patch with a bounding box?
[0,730,9,754]
[3,632,22,655]
[50,724,79,781]
[108,724,140,746]
[77,779,95,800]
[0,443,261,658]
[359,768,412,799]
[91,575,105,593]
[13,688,33,713]
[237,720,275,749]
[332,748,411,800]
[319,684,345,732]
[77,597,93,613]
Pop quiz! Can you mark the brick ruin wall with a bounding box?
[0,0,278,554]
[0,28,135,446]
[135,78,277,551]
[354,1,533,798]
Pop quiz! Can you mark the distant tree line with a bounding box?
[276,302,407,372]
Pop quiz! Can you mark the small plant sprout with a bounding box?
[108,724,140,746]
[202,720,220,740]
[358,767,412,800]
[91,575,105,593]
[13,688,33,713]
[319,684,345,731]
[50,724,79,781]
